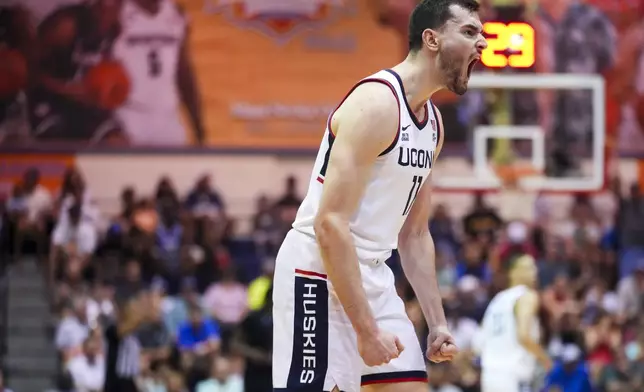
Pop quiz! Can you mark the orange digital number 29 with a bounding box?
[481,22,535,68]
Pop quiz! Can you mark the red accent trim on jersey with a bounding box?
[326,78,401,152]
[294,269,327,279]
[316,176,324,184]
[361,377,427,386]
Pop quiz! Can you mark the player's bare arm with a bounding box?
[313,82,404,366]
[397,104,454,363]
[177,28,205,145]
[515,290,552,371]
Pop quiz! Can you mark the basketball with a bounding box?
[0,48,28,99]
[84,60,131,110]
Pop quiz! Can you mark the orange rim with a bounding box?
[493,164,541,187]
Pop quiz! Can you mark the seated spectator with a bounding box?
[132,198,159,236]
[428,363,463,392]
[233,288,273,392]
[247,259,274,311]
[137,291,172,369]
[163,277,202,338]
[155,176,180,210]
[584,314,621,369]
[461,193,502,245]
[616,261,644,320]
[455,242,491,283]
[177,306,221,368]
[50,203,98,283]
[67,336,105,392]
[165,370,189,392]
[544,344,593,392]
[116,259,146,301]
[86,280,116,329]
[252,194,280,257]
[429,204,459,255]
[155,204,185,294]
[203,267,248,350]
[185,175,225,219]
[55,298,90,362]
[542,274,577,324]
[274,175,301,209]
[196,356,243,392]
[17,168,53,257]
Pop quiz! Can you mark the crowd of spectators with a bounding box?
[2,166,644,392]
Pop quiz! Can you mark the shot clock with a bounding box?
[481,22,535,69]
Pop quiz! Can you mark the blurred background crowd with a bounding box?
[2,165,644,392]
[1,0,644,391]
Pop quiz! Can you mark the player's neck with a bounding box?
[390,53,443,112]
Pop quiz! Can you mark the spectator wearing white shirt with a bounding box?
[55,298,90,362]
[67,336,105,392]
[15,167,53,259]
[196,356,243,392]
[50,203,98,284]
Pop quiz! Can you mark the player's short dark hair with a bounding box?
[408,0,480,52]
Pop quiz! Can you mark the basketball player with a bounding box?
[479,255,552,392]
[272,1,486,392]
[112,0,205,146]
[29,0,125,143]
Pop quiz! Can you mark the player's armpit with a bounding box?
[313,81,399,336]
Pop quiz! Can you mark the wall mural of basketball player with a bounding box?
[112,0,205,146]
[0,3,35,144]
[28,0,128,145]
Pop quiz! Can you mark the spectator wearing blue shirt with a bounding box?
[544,345,593,392]
[178,305,221,370]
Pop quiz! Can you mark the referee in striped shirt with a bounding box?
[104,291,148,392]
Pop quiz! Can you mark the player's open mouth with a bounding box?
[466,58,478,77]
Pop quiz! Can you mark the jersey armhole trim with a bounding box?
[326,78,401,156]
[429,102,442,148]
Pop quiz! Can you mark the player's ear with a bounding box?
[422,29,439,52]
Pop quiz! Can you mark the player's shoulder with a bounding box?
[341,79,400,117]
[517,288,539,305]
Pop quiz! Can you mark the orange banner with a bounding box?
[0,154,76,196]
[181,0,402,149]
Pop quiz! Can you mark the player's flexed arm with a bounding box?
[397,105,456,363]
[516,290,552,372]
[313,82,404,367]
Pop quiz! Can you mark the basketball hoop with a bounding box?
[492,163,541,189]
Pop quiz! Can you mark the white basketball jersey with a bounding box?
[292,69,441,261]
[480,285,540,379]
[113,0,186,110]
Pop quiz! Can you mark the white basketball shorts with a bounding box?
[272,229,427,392]
[117,107,188,146]
[481,371,533,392]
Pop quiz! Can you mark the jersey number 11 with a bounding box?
[403,175,423,216]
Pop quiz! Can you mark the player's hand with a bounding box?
[540,356,554,373]
[426,325,458,363]
[357,329,405,367]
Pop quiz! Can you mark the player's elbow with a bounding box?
[398,223,429,246]
[516,330,532,347]
[313,212,348,247]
